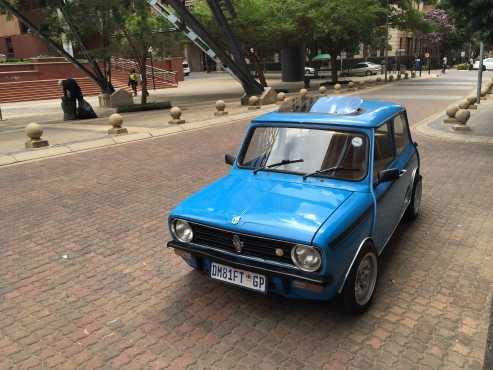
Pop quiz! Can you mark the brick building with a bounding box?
[0,0,52,59]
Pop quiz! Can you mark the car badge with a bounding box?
[232,235,244,253]
[232,216,241,225]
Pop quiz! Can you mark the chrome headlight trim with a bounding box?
[171,219,194,243]
[291,244,322,272]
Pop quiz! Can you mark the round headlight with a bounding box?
[172,219,193,243]
[291,245,322,272]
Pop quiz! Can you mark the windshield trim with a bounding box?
[237,124,369,182]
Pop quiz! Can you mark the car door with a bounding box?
[372,119,408,252]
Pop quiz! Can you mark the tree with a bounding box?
[444,0,493,44]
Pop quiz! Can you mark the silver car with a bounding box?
[350,62,381,76]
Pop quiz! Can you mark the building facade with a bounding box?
[0,0,52,59]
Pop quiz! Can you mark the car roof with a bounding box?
[254,96,404,128]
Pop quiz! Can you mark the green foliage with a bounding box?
[443,0,493,43]
[456,63,470,70]
[116,101,171,113]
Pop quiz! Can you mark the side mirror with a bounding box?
[225,153,236,166]
[378,168,400,183]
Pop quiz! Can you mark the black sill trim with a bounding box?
[330,206,372,249]
[168,241,332,286]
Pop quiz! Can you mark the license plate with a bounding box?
[210,262,266,293]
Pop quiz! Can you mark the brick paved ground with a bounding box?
[1,72,492,369]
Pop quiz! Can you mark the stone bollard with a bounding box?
[396,74,402,80]
[467,96,478,110]
[214,100,228,116]
[25,122,49,148]
[388,75,394,82]
[376,77,382,84]
[276,92,286,104]
[443,105,459,124]
[358,80,366,89]
[411,71,416,78]
[333,84,341,94]
[108,113,128,135]
[348,82,355,90]
[248,96,261,110]
[404,72,409,79]
[481,89,488,100]
[452,109,471,131]
[169,106,186,124]
[458,99,470,110]
[319,86,327,95]
[299,88,308,97]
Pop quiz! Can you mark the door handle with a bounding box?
[399,169,407,177]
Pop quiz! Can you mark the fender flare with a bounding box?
[337,236,375,294]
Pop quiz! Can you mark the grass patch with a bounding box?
[116,101,171,113]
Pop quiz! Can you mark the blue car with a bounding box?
[167,96,422,313]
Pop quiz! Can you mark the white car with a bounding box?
[350,62,381,76]
[182,61,191,76]
[473,58,493,70]
[305,66,316,76]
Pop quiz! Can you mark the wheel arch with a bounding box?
[337,236,376,294]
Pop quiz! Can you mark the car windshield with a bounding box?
[239,126,368,181]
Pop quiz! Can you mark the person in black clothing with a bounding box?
[59,78,84,107]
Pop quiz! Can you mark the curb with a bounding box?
[0,105,280,168]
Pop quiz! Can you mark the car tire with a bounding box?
[342,243,379,314]
[405,174,422,222]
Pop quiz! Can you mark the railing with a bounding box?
[112,57,177,88]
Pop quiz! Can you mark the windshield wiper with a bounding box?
[303,166,360,180]
[253,158,304,174]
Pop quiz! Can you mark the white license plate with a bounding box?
[210,262,266,293]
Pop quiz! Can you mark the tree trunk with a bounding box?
[140,52,148,105]
[330,51,339,84]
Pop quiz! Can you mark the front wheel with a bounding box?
[342,244,379,314]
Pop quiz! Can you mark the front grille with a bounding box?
[190,223,295,265]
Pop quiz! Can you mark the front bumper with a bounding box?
[168,241,336,300]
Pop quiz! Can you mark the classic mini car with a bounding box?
[167,96,422,313]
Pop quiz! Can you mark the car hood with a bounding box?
[171,174,353,244]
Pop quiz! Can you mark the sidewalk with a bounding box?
[416,91,493,144]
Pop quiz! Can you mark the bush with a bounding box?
[456,63,470,70]
[116,101,171,113]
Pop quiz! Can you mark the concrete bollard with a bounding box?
[333,84,341,94]
[25,122,49,148]
[458,99,470,110]
[481,89,488,100]
[108,113,128,135]
[169,106,186,124]
[443,105,459,124]
[411,71,416,78]
[358,80,366,89]
[348,82,355,90]
[467,96,478,110]
[276,92,286,104]
[319,86,327,95]
[299,88,308,97]
[404,72,409,79]
[248,96,261,110]
[376,77,382,84]
[396,74,402,80]
[214,100,228,116]
[452,109,471,131]
[388,75,394,82]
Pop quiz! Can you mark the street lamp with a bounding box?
[148,46,156,90]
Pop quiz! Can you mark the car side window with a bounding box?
[374,123,394,174]
[393,113,411,155]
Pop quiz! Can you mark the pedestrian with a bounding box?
[415,57,422,77]
[442,56,448,74]
[59,78,97,120]
[128,69,139,97]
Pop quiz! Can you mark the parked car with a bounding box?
[305,66,316,76]
[473,58,493,71]
[350,62,381,76]
[167,96,422,314]
[182,61,191,76]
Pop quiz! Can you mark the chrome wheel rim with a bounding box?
[414,180,422,215]
[354,253,378,306]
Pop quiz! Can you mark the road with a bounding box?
[0,70,492,370]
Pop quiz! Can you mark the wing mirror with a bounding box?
[225,153,236,166]
[378,168,400,183]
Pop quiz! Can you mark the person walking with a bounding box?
[415,57,422,77]
[442,56,448,74]
[128,69,139,97]
[59,78,97,120]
